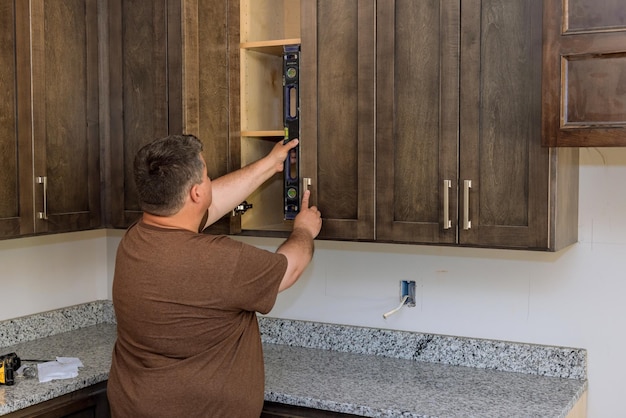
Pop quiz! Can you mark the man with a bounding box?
[108,134,322,417]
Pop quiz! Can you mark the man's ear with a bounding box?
[189,183,202,203]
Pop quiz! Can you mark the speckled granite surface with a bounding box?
[258,317,587,380]
[263,344,586,418]
[0,301,115,347]
[0,324,115,415]
[0,301,587,417]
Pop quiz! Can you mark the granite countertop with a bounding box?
[263,344,585,417]
[0,301,587,417]
[0,324,115,414]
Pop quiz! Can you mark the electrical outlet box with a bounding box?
[401,280,416,307]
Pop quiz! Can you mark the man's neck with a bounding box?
[141,212,196,232]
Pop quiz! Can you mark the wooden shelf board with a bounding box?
[242,130,285,138]
[240,38,301,55]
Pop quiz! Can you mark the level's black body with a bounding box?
[283,45,301,220]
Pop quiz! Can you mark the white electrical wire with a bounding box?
[382,295,410,319]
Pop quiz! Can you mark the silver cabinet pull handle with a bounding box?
[463,179,472,230]
[36,176,48,220]
[443,179,451,229]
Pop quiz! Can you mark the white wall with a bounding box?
[1,147,624,417]
[0,229,109,321]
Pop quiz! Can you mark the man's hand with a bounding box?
[204,138,300,227]
[276,189,322,292]
[293,189,322,239]
[269,139,299,173]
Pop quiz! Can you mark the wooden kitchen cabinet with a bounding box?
[542,0,626,147]
[235,0,375,240]
[108,0,290,235]
[107,0,238,234]
[0,0,101,240]
[239,0,578,250]
[235,0,301,234]
[0,0,583,246]
[4,381,110,418]
[376,0,579,250]
[103,0,579,250]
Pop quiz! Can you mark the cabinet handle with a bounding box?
[463,179,472,230]
[35,176,48,220]
[443,179,452,229]
[303,177,311,193]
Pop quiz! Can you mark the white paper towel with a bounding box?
[37,357,83,383]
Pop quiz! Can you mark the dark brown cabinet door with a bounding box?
[460,0,545,247]
[0,0,33,238]
[376,0,460,244]
[189,0,241,235]
[31,0,101,234]
[107,0,238,233]
[0,0,101,239]
[543,0,626,147]
[108,0,181,228]
[459,0,578,250]
[300,0,375,241]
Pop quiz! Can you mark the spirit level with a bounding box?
[283,44,300,220]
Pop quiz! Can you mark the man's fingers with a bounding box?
[284,138,299,151]
[301,189,310,209]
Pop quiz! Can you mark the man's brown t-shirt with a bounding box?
[108,221,287,417]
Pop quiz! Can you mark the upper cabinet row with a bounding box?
[2,0,620,250]
[240,0,579,251]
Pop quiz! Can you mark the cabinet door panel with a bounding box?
[188,0,241,234]
[195,0,234,182]
[460,0,561,249]
[301,0,375,240]
[376,0,459,244]
[109,0,236,233]
[109,0,180,227]
[0,0,32,238]
[31,0,101,234]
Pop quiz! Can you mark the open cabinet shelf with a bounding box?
[241,38,301,55]
[239,0,301,233]
[241,130,285,137]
